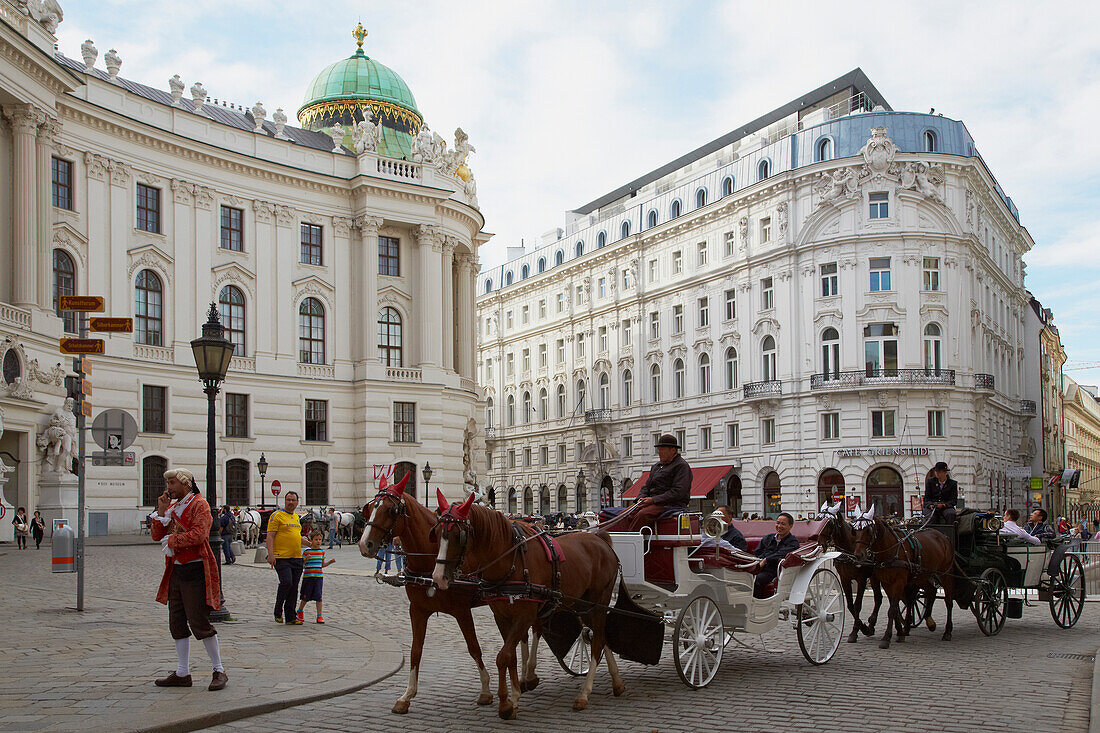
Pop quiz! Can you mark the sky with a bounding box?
[57,1,1100,381]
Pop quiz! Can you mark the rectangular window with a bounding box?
[378,235,400,276]
[506,353,514,375]
[142,385,166,433]
[622,268,633,289]
[522,348,530,372]
[822,412,840,440]
[557,293,565,313]
[300,223,323,265]
[672,250,683,274]
[762,418,776,445]
[51,157,73,210]
[225,393,249,437]
[700,426,712,451]
[575,441,584,460]
[540,445,549,465]
[508,450,516,468]
[218,205,243,252]
[538,343,547,367]
[820,262,838,297]
[522,305,529,324]
[698,297,709,328]
[871,409,895,438]
[539,299,547,318]
[621,319,632,346]
[557,444,566,464]
[575,285,583,305]
[393,401,416,443]
[305,399,328,441]
[923,257,940,291]
[672,304,684,334]
[598,277,607,299]
[556,339,565,364]
[524,448,532,467]
[928,409,945,437]
[697,241,708,267]
[724,289,736,320]
[864,322,899,375]
[760,217,771,244]
[622,435,633,457]
[649,311,660,340]
[598,326,608,353]
[486,358,493,380]
[869,191,889,219]
[726,422,740,448]
[724,231,736,257]
[652,432,662,450]
[487,453,493,470]
[675,429,686,450]
[869,257,892,292]
[506,310,514,329]
[761,277,774,310]
[136,183,161,233]
[648,259,658,283]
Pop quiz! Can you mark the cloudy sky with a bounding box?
[58,1,1100,380]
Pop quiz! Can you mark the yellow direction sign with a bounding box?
[80,400,92,417]
[60,339,104,354]
[79,357,91,375]
[89,317,133,333]
[58,295,105,312]
[81,379,92,397]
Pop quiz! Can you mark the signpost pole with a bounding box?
[75,317,87,612]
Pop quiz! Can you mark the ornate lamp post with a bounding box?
[422,462,434,504]
[257,453,269,510]
[190,303,235,622]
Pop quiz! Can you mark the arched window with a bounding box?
[505,271,514,285]
[487,487,496,509]
[135,269,163,346]
[620,221,630,239]
[647,209,658,228]
[673,358,685,398]
[555,250,565,266]
[763,471,782,518]
[621,369,633,405]
[597,231,607,249]
[523,486,533,515]
[575,241,584,258]
[817,469,844,510]
[537,257,546,274]
[378,307,402,366]
[762,335,777,381]
[142,455,167,506]
[521,264,529,280]
[484,278,493,294]
[867,466,904,518]
[698,353,711,394]
[298,297,325,364]
[815,137,833,162]
[53,249,76,333]
[695,188,707,208]
[506,394,515,426]
[724,347,738,390]
[522,391,532,424]
[540,485,550,514]
[821,327,840,379]
[508,487,517,514]
[758,159,771,181]
[218,285,246,356]
[650,363,662,402]
[305,460,329,505]
[556,383,566,417]
[538,387,548,421]
[2,350,19,386]
[670,199,682,219]
[924,323,942,373]
[924,130,937,153]
[598,373,610,409]
[722,176,733,197]
[576,379,587,410]
[557,483,568,512]
[226,458,250,506]
[486,396,495,427]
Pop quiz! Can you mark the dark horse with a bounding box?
[432,493,624,720]
[357,475,494,714]
[852,515,972,649]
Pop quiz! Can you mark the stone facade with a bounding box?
[1063,375,1100,508]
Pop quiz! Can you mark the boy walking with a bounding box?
[296,530,335,624]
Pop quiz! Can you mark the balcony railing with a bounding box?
[975,373,996,391]
[584,409,613,424]
[376,158,422,181]
[1020,399,1036,415]
[386,367,422,383]
[810,368,956,390]
[744,380,782,399]
[485,426,497,439]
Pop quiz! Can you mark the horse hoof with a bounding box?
[927,620,937,632]
[878,639,890,649]
[476,693,493,706]
[896,635,906,643]
[862,625,875,637]
[846,633,858,644]
[572,699,588,712]
[613,683,626,697]
[941,632,952,642]
[391,701,410,715]
[498,705,517,720]
[521,676,539,692]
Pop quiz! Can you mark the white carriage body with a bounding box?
[1003,541,1050,588]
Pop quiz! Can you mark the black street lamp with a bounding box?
[257,453,269,510]
[422,462,433,503]
[191,303,235,622]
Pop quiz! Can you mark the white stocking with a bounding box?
[175,637,190,676]
[202,635,224,673]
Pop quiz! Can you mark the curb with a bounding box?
[1090,647,1100,733]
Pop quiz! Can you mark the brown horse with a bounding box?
[357,475,494,714]
[816,507,884,642]
[432,493,624,720]
[851,514,971,649]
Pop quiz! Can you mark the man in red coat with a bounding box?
[147,468,228,691]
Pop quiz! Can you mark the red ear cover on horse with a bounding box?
[452,492,476,521]
[436,489,450,513]
[389,472,410,498]
[377,474,388,491]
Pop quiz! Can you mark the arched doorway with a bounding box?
[818,469,845,510]
[394,461,417,500]
[763,471,782,518]
[508,486,517,514]
[523,486,533,515]
[725,474,743,516]
[539,484,550,515]
[557,483,568,513]
[600,476,614,508]
[487,487,496,509]
[867,466,904,519]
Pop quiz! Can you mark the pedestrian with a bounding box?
[12,507,28,550]
[30,511,45,549]
[218,505,236,565]
[376,541,394,574]
[393,536,404,573]
[296,529,335,624]
[327,507,341,549]
[266,491,305,625]
[1057,516,1070,534]
[147,468,228,691]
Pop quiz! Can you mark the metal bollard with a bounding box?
[52,519,75,573]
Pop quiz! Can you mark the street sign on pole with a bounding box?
[60,339,104,354]
[90,409,139,451]
[81,379,92,397]
[271,479,281,497]
[89,317,133,333]
[58,295,105,312]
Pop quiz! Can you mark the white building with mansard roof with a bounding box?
[0,6,487,534]
[477,70,1039,520]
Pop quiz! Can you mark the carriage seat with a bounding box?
[728,519,827,553]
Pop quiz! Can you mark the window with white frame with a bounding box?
[923,257,940,291]
[575,333,585,358]
[724,347,738,389]
[761,277,774,310]
[538,298,547,318]
[864,323,899,376]
[699,353,711,394]
[508,449,515,467]
[726,422,740,448]
[700,425,712,451]
[650,363,661,401]
[621,318,632,346]
[622,268,633,290]
[672,304,684,334]
[598,326,608,353]
[697,241,708,267]
[557,444,566,464]
[538,343,547,367]
[485,358,493,381]
[673,358,685,398]
[622,435,633,457]
[622,369,633,404]
[821,327,840,379]
[724,231,736,257]
[648,259,658,283]
[760,217,771,244]
[869,192,889,219]
[871,409,895,437]
[557,293,565,313]
[675,428,686,450]
[506,310,514,329]
[524,448,532,466]
[649,311,660,340]
[522,348,530,372]
[598,277,607,299]
[540,445,549,465]
[761,335,777,381]
[698,297,709,328]
[598,373,610,409]
[724,289,736,320]
[556,384,566,416]
[556,339,565,364]
[762,417,776,444]
[923,323,942,373]
[822,412,840,440]
[506,352,514,376]
[869,257,892,291]
[522,305,529,324]
[575,285,583,305]
[820,262,838,297]
[928,409,945,437]
[672,250,683,274]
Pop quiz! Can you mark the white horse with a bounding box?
[337,511,356,544]
[236,509,261,547]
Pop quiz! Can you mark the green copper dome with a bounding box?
[297,40,422,159]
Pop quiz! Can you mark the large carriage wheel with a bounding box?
[796,567,846,665]
[904,585,934,629]
[1049,554,1085,629]
[673,596,724,689]
[972,568,1007,636]
[556,627,591,677]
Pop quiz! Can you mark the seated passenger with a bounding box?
[752,512,799,599]
[998,509,1041,545]
[697,505,748,553]
[1023,508,1056,540]
[622,434,691,532]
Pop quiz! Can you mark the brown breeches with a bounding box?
[622,503,669,532]
[167,562,216,640]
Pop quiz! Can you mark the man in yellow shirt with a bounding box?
[266,491,305,625]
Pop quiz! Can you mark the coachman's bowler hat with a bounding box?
[933,461,949,472]
[655,434,680,450]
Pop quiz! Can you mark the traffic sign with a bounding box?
[58,295,104,312]
[271,480,281,497]
[80,401,92,417]
[60,338,104,354]
[89,317,133,333]
[91,451,136,466]
[91,409,138,451]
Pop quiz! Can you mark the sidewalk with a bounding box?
[0,544,403,733]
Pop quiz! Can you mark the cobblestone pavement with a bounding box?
[0,541,402,732]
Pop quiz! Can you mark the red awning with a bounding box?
[622,465,734,500]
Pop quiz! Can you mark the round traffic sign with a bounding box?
[91,409,138,451]
[271,479,281,497]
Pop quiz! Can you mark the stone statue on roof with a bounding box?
[169,75,184,105]
[411,124,437,164]
[328,123,345,153]
[352,108,380,154]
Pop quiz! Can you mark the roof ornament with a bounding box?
[251,102,267,133]
[273,108,289,140]
[352,22,367,51]
[104,48,121,80]
[80,39,97,71]
[190,82,207,113]
[169,75,184,106]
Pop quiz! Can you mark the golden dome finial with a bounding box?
[352,22,367,50]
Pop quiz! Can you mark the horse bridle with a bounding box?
[362,490,408,548]
[433,511,469,578]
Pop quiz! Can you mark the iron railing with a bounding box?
[810,368,956,389]
[584,409,614,423]
[485,426,497,438]
[975,373,996,390]
[743,380,782,398]
[1020,399,1036,415]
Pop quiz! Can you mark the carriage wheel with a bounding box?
[796,567,846,665]
[556,627,591,677]
[673,596,724,689]
[972,568,1007,636]
[904,586,934,629]
[1049,554,1085,629]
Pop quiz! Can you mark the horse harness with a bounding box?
[363,489,409,549]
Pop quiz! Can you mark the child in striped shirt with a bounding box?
[296,530,335,623]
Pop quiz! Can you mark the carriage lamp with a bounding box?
[577,468,585,484]
[257,453,269,510]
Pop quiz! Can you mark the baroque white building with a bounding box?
[477,69,1038,520]
[0,7,487,534]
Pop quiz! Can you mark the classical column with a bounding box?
[356,215,383,363]
[5,105,44,308]
[417,225,443,368]
[441,237,455,372]
[36,116,61,310]
[454,252,474,379]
